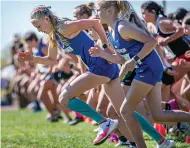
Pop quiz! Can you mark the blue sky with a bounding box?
[1,0,190,49]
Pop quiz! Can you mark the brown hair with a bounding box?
[75,2,95,18]
[141,1,166,17]
[183,13,190,25]
[24,31,38,42]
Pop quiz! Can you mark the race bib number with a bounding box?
[121,54,130,61]
[64,46,74,53]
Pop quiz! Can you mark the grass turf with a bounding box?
[1,110,189,148]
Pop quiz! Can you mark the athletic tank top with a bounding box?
[55,31,111,68]
[108,20,163,71]
[55,31,97,67]
[156,17,190,57]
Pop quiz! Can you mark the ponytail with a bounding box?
[118,0,151,36]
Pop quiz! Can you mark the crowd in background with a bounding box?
[1,1,190,147]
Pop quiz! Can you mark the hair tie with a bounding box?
[45,6,51,16]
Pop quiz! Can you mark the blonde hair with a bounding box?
[75,2,95,17]
[97,0,151,35]
[30,5,69,48]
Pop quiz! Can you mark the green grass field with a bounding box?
[1,110,189,148]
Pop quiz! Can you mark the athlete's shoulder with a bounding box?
[56,20,72,36]
[117,20,133,34]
